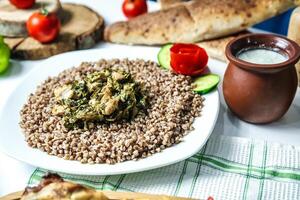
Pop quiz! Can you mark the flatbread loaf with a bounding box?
[159,0,188,9]
[288,6,300,86]
[105,0,299,45]
[197,31,249,62]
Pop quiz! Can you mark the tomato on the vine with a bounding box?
[122,0,148,19]
[26,9,60,43]
[9,0,35,9]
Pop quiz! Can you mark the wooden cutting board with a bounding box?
[0,0,61,37]
[2,3,104,60]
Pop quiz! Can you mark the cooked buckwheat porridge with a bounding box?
[20,59,204,164]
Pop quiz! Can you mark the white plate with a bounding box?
[0,46,219,175]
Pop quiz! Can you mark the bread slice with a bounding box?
[0,0,61,37]
[105,0,297,45]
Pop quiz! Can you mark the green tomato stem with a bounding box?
[40,5,49,16]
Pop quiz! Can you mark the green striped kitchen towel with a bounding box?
[28,135,300,200]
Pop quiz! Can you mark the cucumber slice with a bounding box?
[158,44,172,69]
[193,74,220,94]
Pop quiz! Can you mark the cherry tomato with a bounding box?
[170,43,208,76]
[26,9,60,43]
[122,0,148,19]
[9,0,35,9]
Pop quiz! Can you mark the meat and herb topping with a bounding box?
[52,69,147,129]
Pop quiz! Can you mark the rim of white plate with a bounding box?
[0,46,220,175]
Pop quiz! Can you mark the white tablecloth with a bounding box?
[1,0,300,196]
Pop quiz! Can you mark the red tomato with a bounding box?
[207,196,214,200]
[9,0,35,9]
[122,0,148,19]
[170,43,208,76]
[26,10,60,43]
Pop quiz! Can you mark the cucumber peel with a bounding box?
[193,74,220,94]
[0,36,10,74]
[158,44,172,69]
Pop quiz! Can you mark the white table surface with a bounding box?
[0,0,300,196]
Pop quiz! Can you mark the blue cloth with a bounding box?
[254,9,293,35]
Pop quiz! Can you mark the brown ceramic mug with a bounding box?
[224,33,300,124]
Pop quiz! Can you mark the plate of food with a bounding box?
[0,45,219,175]
[2,173,194,200]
